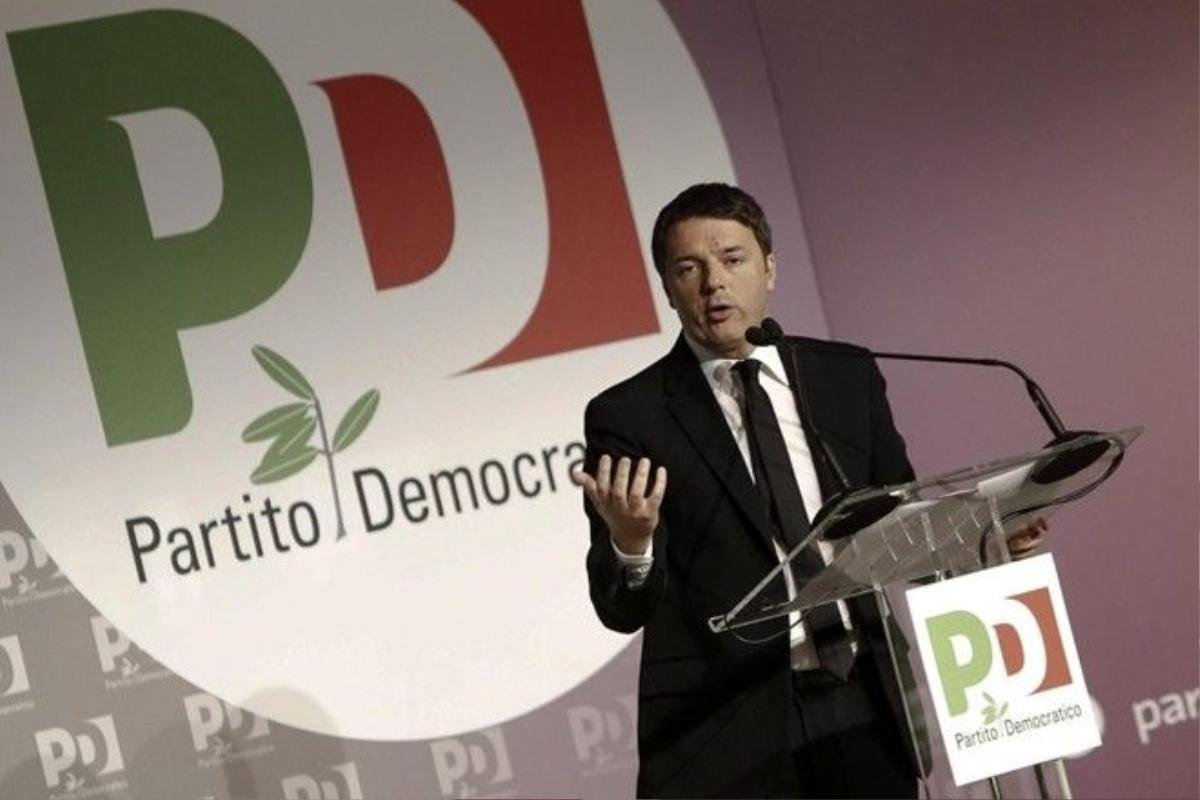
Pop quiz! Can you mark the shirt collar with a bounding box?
[682,333,790,389]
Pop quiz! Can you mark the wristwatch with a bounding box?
[623,562,652,589]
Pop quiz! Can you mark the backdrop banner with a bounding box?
[1,2,1194,799]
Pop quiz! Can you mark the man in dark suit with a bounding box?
[571,183,1038,798]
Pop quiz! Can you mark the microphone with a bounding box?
[744,317,1109,492]
[745,317,784,347]
[745,318,899,537]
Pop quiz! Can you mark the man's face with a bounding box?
[660,216,776,359]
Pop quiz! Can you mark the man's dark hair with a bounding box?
[650,183,773,275]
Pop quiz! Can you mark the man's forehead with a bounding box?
[666,216,757,256]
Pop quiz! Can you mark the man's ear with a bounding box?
[765,252,778,292]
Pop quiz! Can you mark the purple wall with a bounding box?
[752,1,1198,798]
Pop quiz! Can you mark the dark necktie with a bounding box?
[732,358,855,680]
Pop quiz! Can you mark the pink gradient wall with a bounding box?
[752,1,1198,798]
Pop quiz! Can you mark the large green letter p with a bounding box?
[9,10,312,445]
[927,610,993,717]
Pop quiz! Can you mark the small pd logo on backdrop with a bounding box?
[0,529,71,608]
[182,692,273,769]
[907,554,1100,785]
[567,694,637,777]
[0,634,35,715]
[90,615,171,690]
[281,761,364,799]
[430,726,514,798]
[34,715,127,795]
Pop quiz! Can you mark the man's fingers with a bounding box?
[612,456,632,507]
[595,454,612,499]
[1006,524,1042,560]
[1008,521,1045,540]
[569,467,597,500]
[628,458,651,506]
[578,454,665,522]
[647,466,668,507]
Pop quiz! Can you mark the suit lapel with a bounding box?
[661,337,777,558]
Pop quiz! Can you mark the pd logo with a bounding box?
[90,614,169,689]
[0,634,32,697]
[430,726,514,798]
[183,692,271,759]
[90,615,140,675]
[0,1,731,739]
[908,555,1100,785]
[8,4,654,449]
[926,584,1071,719]
[34,715,126,792]
[0,528,65,600]
[567,694,636,775]
[281,761,364,800]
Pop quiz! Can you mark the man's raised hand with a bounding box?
[571,455,667,556]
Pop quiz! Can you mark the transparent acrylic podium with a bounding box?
[708,427,1142,799]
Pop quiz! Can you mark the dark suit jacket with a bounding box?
[582,334,928,799]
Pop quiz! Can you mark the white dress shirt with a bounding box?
[612,335,855,670]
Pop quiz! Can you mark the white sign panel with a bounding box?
[907,554,1101,785]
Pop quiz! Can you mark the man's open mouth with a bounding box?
[705,302,734,322]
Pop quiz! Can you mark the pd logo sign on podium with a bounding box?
[907,554,1101,785]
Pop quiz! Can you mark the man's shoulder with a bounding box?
[782,335,877,378]
[585,350,674,413]
[783,334,871,358]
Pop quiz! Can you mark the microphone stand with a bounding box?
[746,321,900,539]
[744,318,1119,539]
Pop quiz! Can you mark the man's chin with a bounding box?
[702,330,752,358]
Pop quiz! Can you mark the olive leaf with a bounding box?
[998,702,1008,718]
[244,345,384,538]
[251,445,320,484]
[242,402,311,442]
[252,345,315,400]
[264,415,317,461]
[332,389,380,453]
[983,692,995,706]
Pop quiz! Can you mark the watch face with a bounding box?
[623,563,652,588]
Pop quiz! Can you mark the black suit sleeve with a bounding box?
[582,394,667,634]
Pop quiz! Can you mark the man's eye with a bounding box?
[725,255,744,266]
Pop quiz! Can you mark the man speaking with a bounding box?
[571,183,1038,798]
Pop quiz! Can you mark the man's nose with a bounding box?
[701,262,726,293]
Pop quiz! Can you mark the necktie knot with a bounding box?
[732,358,762,385]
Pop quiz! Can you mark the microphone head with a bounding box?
[745,317,783,346]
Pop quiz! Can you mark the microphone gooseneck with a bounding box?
[748,316,1110,494]
[744,318,886,539]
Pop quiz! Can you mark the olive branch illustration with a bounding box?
[241,345,380,539]
[981,691,1009,725]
